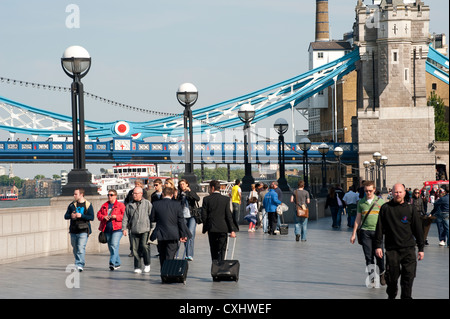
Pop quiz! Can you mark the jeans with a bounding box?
[184,217,196,258]
[106,230,123,267]
[330,206,343,228]
[232,202,240,229]
[294,216,308,240]
[261,209,268,233]
[70,232,89,268]
[436,213,449,245]
[360,229,385,274]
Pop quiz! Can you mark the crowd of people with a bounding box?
[64,176,448,299]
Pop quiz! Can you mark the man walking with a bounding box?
[64,188,95,272]
[150,187,191,270]
[122,186,153,274]
[350,181,385,287]
[230,179,241,230]
[263,183,282,235]
[375,183,424,299]
[202,180,237,262]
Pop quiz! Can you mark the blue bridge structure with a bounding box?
[0,46,447,166]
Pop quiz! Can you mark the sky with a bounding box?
[0,0,448,179]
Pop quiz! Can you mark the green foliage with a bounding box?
[187,167,246,182]
[428,91,449,141]
[0,175,25,189]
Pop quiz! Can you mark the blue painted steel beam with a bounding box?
[0,139,358,165]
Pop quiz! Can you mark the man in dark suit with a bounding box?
[150,187,192,270]
[202,180,237,262]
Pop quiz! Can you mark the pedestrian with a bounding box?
[247,183,258,204]
[271,181,283,232]
[350,181,385,287]
[64,188,95,272]
[202,180,237,262]
[230,179,241,230]
[164,178,177,199]
[176,179,200,261]
[263,183,282,235]
[343,185,359,228]
[412,188,432,246]
[122,186,153,274]
[375,183,425,299]
[430,186,449,247]
[325,187,344,228]
[151,178,163,203]
[290,180,310,242]
[258,183,269,233]
[97,189,125,270]
[150,187,192,270]
[244,197,258,232]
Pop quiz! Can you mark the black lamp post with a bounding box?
[238,104,255,192]
[274,118,289,191]
[334,146,344,187]
[61,45,97,196]
[318,143,330,197]
[177,83,199,191]
[298,137,311,191]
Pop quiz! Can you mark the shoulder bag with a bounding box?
[295,190,309,218]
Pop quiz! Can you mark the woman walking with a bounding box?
[97,189,125,270]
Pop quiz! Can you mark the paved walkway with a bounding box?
[0,216,448,300]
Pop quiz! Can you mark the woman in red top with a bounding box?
[97,189,125,270]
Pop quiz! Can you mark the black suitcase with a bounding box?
[211,237,240,282]
[161,246,188,284]
[279,214,289,235]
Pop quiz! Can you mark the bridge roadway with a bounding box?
[0,215,447,303]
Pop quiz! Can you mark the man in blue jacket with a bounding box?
[263,184,282,235]
[430,186,449,247]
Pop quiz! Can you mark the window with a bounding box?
[404,68,409,82]
[318,52,324,59]
[432,83,437,90]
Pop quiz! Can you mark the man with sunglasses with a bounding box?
[350,180,385,287]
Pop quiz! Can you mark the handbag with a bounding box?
[98,231,107,244]
[296,204,309,218]
[191,201,203,224]
[356,200,377,245]
[276,203,289,215]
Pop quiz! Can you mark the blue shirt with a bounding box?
[263,189,282,213]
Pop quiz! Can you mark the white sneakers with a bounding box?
[134,265,151,274]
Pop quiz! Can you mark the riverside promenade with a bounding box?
[0,215,448,302]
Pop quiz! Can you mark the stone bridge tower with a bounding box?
[353,0,436,189]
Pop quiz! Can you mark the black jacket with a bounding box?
[150,198,192,241]
[201,192,237,234]
[375,201,424,252]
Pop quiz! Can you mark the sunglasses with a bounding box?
[108,194,116,197]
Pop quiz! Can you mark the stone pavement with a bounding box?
[0,215,448,300]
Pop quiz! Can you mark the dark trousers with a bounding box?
[385,247,417,299]
[157,240,179,270]
[208,232,228,262]
[130,232,151,269]
[268,212,278,234]
[360,229,385,274]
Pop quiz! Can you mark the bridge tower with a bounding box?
[353,0,436,189]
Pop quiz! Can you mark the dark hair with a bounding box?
[235,179,240,185]
[210,180,221,191]
[163,187,174,197]
[75,188,85,196]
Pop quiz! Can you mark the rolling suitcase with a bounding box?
[279,214,289,235]
[161,245,188,284]
[211,237,240,282]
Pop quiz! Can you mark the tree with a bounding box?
[34,174,46,180]
[428,91,449,141]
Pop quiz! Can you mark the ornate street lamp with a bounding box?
[363,161,370,181]
[370,159,376,181]
[373,151,382,191]
[334,146,344,187]
[318,143,330,196]
[177,82,199,191]
[274,118,289,191]
[299,137,311,191]
[380,155,388,194]
[61,45,97,196]
[238,104,255,192]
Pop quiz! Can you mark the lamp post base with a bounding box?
[277,177,290,191]
[241,174,255,192]
[60,169,98,196]
[183,172,199,192]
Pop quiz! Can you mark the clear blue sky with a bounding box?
[0,0,448,178]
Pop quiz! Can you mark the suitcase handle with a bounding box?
[225,236,237,260]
